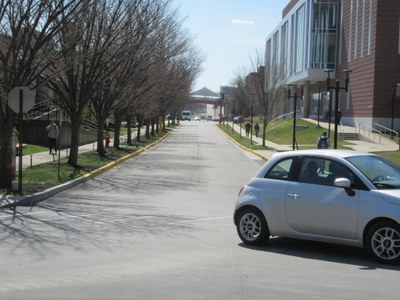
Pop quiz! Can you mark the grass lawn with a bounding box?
[226,119,400,163]
[1,130,169,196]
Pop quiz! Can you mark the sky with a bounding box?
[172,0,289,94]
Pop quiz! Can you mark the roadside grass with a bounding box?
[373,151,400,165]
[23,144,48,155]
[218,124,268,150]
[231,119,351,149]
[224,119,400,163]
[1,130,169,196]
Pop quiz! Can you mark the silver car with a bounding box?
[234,150,400,263]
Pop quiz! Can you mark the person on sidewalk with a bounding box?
[317,132,330,149]
[245,122,251,137]
[254,123,260,138]
[46,120,59,154]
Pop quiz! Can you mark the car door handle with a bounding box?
[288,193,301,199]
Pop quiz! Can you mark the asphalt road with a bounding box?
[0,121,399,299]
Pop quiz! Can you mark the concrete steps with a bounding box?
[339,132,360,141]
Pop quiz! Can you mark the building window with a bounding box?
[295,4,306,73]
[266,39,272,66]
[349,0,353,61]
[281,21,288,70]
[368,0,372,55]
[310,0,338,69]
[398,17,400,54]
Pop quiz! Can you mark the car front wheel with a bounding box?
[236,207,269,246]
[366,221,400,263]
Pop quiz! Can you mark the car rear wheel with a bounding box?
[366,221,400,263]
[236,207,269,246]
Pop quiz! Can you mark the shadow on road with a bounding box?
[239,237,400,271]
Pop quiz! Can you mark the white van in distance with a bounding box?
[181,111,191,121]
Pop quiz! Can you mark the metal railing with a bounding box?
[374,123,399,139]
[357,122,382,143]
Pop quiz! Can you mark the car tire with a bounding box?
[236,207,270,246]
[365,220,400,263]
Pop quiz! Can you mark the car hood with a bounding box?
[380,190,400,205]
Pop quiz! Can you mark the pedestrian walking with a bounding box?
[46,120,59,154]
[245,122,251,137]
[336,109,342,125]
[317,132,330,149]
[254,123,260,138]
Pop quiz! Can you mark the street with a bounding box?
[0,121,399,300]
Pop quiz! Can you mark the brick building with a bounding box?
[265,0,400,131]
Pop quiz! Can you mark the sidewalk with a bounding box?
[18,142,99,169]
[232,119,399,160]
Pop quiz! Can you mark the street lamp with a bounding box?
[226,101,231,129]
[317,81,322,127]
[391,83,400,138]
[325,69,352,149]
[287,84,304,150]
[219,93,224,124]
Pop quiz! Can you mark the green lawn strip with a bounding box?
[372,151,400,165]
[225,119,352,149]
[218,124,267,150]
[23,144,49,155]
[2,131,168,195]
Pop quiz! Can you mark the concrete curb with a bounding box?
[1,131,171,209]
[217,126,268,161]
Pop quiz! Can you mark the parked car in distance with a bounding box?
[233,116,243,123]
[207,115,213,121]
[234,149,400,263]
[193,116,200,121]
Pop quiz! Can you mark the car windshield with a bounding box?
[346,155,400,189]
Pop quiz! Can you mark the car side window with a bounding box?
[297,157,366,189]
[265,158,294,180]
[298,158,328,185]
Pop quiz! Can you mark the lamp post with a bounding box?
[226,101,231,130]
[231,101,235,134]
[391,83,400,138]
[325,69,352,149]
[239,97,243,138]
[317,81,322,127]
[219,93,224,124]
[287,84,304,150]
[250,98,254,145]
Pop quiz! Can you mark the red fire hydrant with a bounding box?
[104,134,110,148]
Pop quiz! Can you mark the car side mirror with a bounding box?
[334,178,351,188]
[334,178,355,196]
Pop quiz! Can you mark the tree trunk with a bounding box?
[136,114,144,142]
[0,119,15,189]
[67,114,82,167]
[162,115,166,132]
[145,119,150,139]
[113,112,122,149]
[126,114,132,145]
[96,120,107,157]
[262,116,267,147]
[151,118,155,136]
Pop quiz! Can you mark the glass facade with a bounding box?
[310,0,337,69]
[295,5,306,73]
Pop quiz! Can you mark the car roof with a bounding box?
[270,149,375,160]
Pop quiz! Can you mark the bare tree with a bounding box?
[243,49,286,147]
[45,0,133,167]
[0,0,82,189]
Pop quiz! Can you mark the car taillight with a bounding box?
[238,186,244,196]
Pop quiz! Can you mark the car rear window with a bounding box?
[265,158,294,180]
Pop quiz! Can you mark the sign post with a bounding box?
[8,87,36,194]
